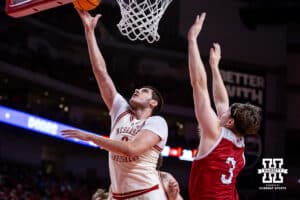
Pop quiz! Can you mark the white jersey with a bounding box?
[109,93,168,199]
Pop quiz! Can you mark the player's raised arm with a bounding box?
[209,43,229,117]
[187,13,220,139]
[77,9,117,111]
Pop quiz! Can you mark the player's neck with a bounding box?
[224,125,242,137]
[131,107,152,120]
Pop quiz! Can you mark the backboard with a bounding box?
[5,0,73,18]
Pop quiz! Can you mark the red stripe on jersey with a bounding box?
[112,184,159,199]
[130,113,134,122]
[111,110,130,131]
[153,145,163,152]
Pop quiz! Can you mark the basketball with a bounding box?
[73,0,101,11]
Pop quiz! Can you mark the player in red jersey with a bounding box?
[187,13,262,200]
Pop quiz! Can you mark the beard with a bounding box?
[129,98,140,110]
[129,97,149,111]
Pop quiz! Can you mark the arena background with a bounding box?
[0,0,300,199]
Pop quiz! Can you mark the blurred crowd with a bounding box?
[0,161,99,200]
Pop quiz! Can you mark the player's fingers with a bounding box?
[61,134,74,138]
[61,130,72,135]
[61,130,76,137]
[194,15,199,24]
[61,129,78,133]
[61,132,73,136]
[75,8,81,14]
[93,14,102,25]
[210,47,215,56]
[76,8,85,18]
[95,14,102,21]
[198,12,206,24]
[213,42,221,54]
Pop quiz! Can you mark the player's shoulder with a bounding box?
[114,93,128,103]
[148,115,167,123]
[111,93,129,110]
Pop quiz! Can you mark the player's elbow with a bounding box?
[191,81,208,94]
[190,78,206,89]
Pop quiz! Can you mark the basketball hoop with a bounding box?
[116,0,173,43]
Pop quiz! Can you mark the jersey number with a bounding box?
[221,157,236,184]
[121,136,129,141]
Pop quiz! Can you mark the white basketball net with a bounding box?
[116,0,173,43]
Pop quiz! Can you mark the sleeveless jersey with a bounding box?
[109,93,168,199]
[189,128,245,200]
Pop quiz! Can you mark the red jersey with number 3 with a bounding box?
[189,127,245,200]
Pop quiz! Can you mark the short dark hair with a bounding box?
[230,103,262,136]
[143,86,164,115]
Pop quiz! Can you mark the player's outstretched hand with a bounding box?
[76,9,102,32]
[188,12,206,41]
[209,43,221,68]
[61,129,91,141]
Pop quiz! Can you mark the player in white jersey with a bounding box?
[108,92,168,199]
[62,9,168,200]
